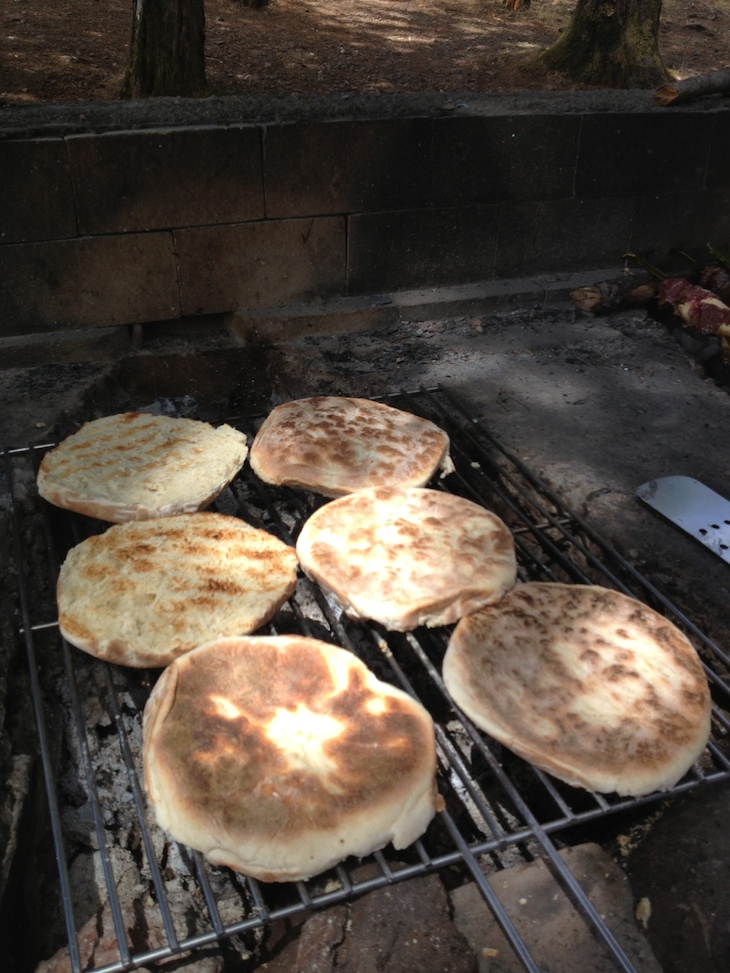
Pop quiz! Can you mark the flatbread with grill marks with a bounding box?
[248,395,454,498]
[143,635,442,882]
[37,412,249,522]
[57,513,298,668]
[442,582,712,796]
[296,486,517,630]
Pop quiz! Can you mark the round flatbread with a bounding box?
[248,395,454,498]
[57,513,298,668]
[143,635,441,882]
[442,582,712,797]
[296,486,517,630]
[37,412,249,522]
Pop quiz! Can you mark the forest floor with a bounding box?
[1,0,729,105]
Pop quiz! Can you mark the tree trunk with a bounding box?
[540,0,672,89]
[120,0,208,98]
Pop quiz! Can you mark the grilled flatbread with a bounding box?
[296,486,517,630]
[37,412,249,522]
[442,582,712,796]
[57,513,298,668]
[248,396,453,498]
[143,635,441,881]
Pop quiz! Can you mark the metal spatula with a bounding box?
[636,475,730,565]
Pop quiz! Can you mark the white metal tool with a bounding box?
[636,475,730,565]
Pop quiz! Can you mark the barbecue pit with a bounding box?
[2,305,730,973]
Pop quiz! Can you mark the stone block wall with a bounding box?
[1,92,729,341]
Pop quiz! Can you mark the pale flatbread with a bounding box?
[143,635,442,881]
[248,396,454,498]
[57,513,298,668]
[442,582,712,796]
[296,486,517,630]
[37,412,249,522]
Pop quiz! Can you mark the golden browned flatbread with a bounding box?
[143,635,441,881]
[296,486,517,630]
[37,412,249,522]
[442,583,712,796]
[57,513,298,668]
[248,396,454,498]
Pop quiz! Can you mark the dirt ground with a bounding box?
[1,0,729,106]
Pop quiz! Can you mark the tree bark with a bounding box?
[120,0,208,98]
[654,68,730,106]
[540,0,672,89]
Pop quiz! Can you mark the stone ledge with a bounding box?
[225,269,624,344]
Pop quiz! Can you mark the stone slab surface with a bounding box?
[451,844,662,973]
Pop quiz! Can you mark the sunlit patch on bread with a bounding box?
[265,704,345,773]
[208,694,245,722]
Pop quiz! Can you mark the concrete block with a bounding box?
[0,139,76,244]
[451,844,661,973]
[347,205,499,294]
[263,118,431,218]
[496,196,634,278]
[67,126,264,234]
[226,294,399,344]
[672,187,730,256]
[431,114,581,205]
[0,233,180,335]
[395,278,547,320]
[175,216,347,315]
[627,192,681,263]
[0,326,130,367]
[576,113,711,196]
[623,189,730,269]
[707,115,730,188]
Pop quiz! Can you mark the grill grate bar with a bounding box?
[34,449,183,963]
[440,806,545,973]
[100,660,182,951]
[5,387,730,973]
[64,638,134,969]
[3,449,84,973]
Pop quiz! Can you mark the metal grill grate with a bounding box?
[4,385,730,973]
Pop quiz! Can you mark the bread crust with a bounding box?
[57,513,298,667]
[296,486,517,630]
[249,396,453,498]
[443,582,712,796]
[37,413,249,522]
[143,636,441,881]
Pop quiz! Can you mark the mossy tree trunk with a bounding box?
[540,0,672,89]
[120,0,208,98]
